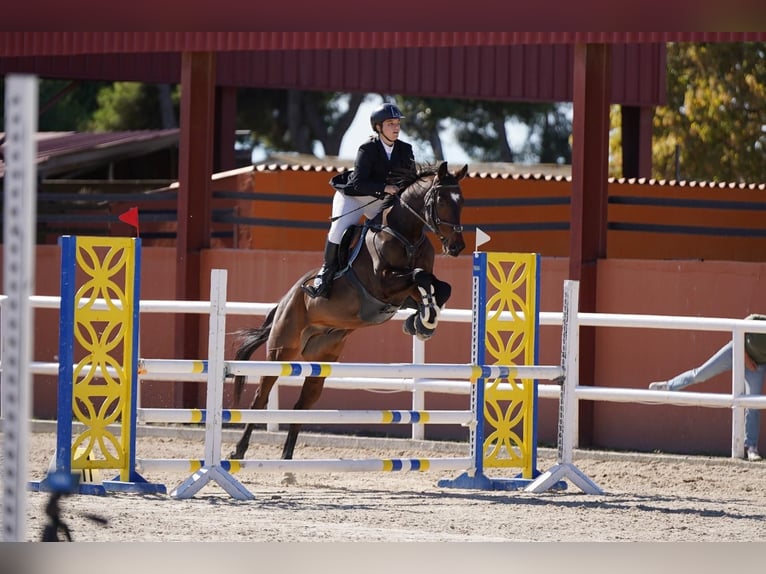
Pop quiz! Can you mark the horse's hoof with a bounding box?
[402,314,417,336]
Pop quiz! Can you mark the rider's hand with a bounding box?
[384,185,399,195]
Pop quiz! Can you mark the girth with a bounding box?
[368,222,427,268]
[334,223,404,324]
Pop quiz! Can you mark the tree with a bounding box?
[237,89,364,156]
[652,42,766,183]
[0,79,109,132]
[88,82,179,131]
[395,95,571,164]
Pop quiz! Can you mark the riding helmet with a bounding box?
[370,103,405,131]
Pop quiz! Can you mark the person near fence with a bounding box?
[302,102,416,299]
[648,313,766,461]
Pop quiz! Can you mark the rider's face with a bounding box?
[379,119,401,141]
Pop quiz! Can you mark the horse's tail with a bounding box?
[232,305,277,404]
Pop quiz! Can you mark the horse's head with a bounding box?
[426,161,467,257]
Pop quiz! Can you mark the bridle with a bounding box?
[370,174,464,267]
[397,178,464,249]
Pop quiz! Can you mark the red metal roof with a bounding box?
[0,44,666,105]
[1,32,765,57]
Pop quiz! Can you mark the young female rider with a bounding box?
[303,102,416,298]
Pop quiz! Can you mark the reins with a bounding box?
[328,197,379,222]
[395,180,464,248]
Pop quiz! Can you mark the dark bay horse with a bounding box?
[229,161,467,460]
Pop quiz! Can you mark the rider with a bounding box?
[302,102,416,298]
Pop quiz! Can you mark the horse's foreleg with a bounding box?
[281,375,326,460]
[230,423,256,460]
[229,375,279,459]
[403,269,451,341]
[432,277,451,308]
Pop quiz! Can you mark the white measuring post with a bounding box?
[171,269,254,500]
[2,75,38,541]
[526,280,603,494]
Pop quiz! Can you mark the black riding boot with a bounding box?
[302,240,340,298]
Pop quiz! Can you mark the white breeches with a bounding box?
[327,192,387,244]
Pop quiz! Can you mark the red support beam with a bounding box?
[175,51,216,408]
[569,43,611,446]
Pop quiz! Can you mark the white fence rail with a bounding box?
[3,293,766,459]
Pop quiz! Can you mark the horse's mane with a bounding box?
[387,164,439,191]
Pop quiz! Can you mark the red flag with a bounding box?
[118,206,140,237]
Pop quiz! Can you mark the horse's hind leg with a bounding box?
[281,330,348,460]
[281,375,326,460]
[229,374,280,459]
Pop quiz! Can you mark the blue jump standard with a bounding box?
[29,470,167,497]
[438,471,567,491]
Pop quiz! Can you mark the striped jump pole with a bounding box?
[138,456,474,475]
[140,359,561,382]
[28,235,165,496]
[137,408,474,425]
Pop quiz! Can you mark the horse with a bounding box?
[229,161,468,460]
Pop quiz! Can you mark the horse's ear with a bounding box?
[437,161,449,179]
[456,164,468,181]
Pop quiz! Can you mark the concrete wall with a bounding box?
[6,245,765,457]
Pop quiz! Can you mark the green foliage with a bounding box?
[88,82,178,131]
[653,43,766,183]
[0,79,108,131]
[39,81,108,131]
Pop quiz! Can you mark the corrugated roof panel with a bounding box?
[0,45,665,105]
[2,32,766,57]
[0,130,179,178]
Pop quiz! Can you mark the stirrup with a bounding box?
[302,275,332,299]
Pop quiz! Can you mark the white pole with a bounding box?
[411,336,425,440]
[731,326,746,458]
[559,279,580,463]
[203,269,227,466]
[2,74,38,542]
[170,270,253,500]
[525,280,602,494]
